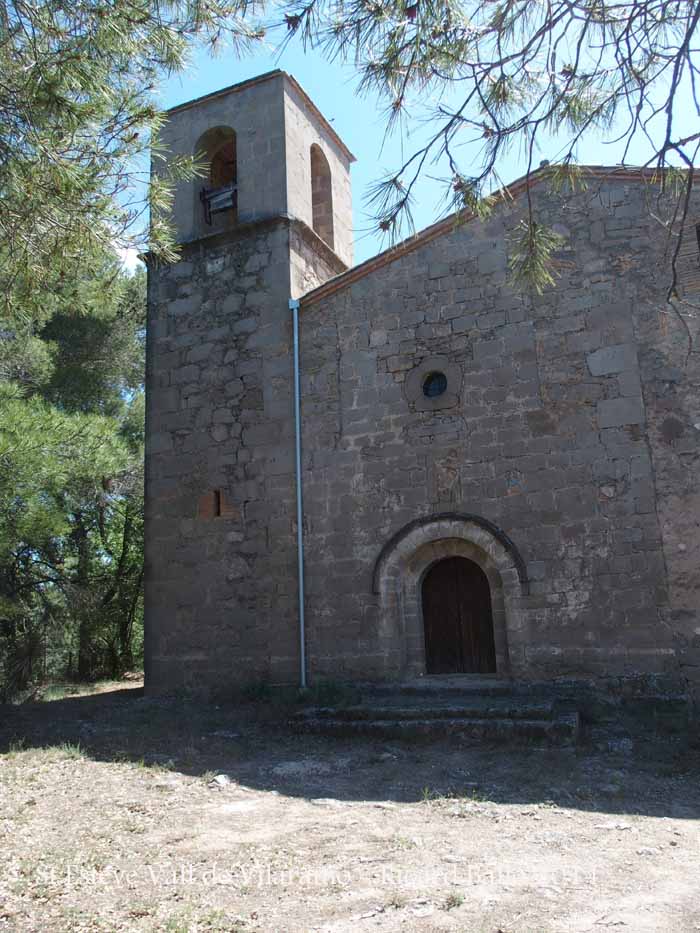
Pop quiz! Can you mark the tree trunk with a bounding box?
[74,511,93,681]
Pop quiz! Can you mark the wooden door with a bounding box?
[421,557,497,674]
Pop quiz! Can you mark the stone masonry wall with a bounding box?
[145,221,302,694]
[145,163,700,696]
[290,221,347,299]
[298,176,700,683]
[632,205,700,694]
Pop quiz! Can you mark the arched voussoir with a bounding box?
[371,512,529,596]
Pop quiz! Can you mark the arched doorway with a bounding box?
[422,557,497,674]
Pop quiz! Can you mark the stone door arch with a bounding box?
[372,514,529,677]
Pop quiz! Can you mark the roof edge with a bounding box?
[165,69,284,115]
[282,74,356,164]
[299,164,686,308]
[165,69,355,164]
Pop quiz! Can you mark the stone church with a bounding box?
[144,69,700,698]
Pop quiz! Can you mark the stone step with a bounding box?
[360,676,564,700]
[293,698,557,722]
[293,713,580,746]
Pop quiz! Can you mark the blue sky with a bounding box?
[158,36,656,265]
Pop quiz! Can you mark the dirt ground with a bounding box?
[1,682,699,933]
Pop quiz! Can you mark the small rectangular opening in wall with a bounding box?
[197,488,241,521]
[198,489,225,520]
[695,223,700,261]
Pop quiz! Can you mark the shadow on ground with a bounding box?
[1,685,699,820]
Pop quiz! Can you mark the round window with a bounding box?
[422,371,448,398]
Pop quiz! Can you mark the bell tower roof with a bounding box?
[166,69,356,165]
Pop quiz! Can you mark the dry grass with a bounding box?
[1,679,699,932]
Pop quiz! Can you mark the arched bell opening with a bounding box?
[310,143,334,249]
[194,126,238,234]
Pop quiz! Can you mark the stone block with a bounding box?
[428,261,450,279]
[187,343,214,363]
[477,311,507,330]
[169,296,199,317]
[473,338,502,360]
[477,249,503,275]
[232,316,258,334]
[597,397,645,429]
[587,343,637,376]
[617,371,642,397]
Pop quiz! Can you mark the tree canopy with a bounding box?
[0,2,260,699]
[2,0,697,300]
[282,0,700,289]
[0,0,264,325]
[0,265,147,698]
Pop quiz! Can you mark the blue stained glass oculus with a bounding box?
[422,371,448,398]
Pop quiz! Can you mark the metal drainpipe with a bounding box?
[289,297,307,689]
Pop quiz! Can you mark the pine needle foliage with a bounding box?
[0,0,265,324]
[279,0,700,287]
[0,268,147,700]
[508,220,564,294]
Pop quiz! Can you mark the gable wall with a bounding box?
[298,177,700,682]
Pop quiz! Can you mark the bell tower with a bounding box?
[144,71,354,694]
